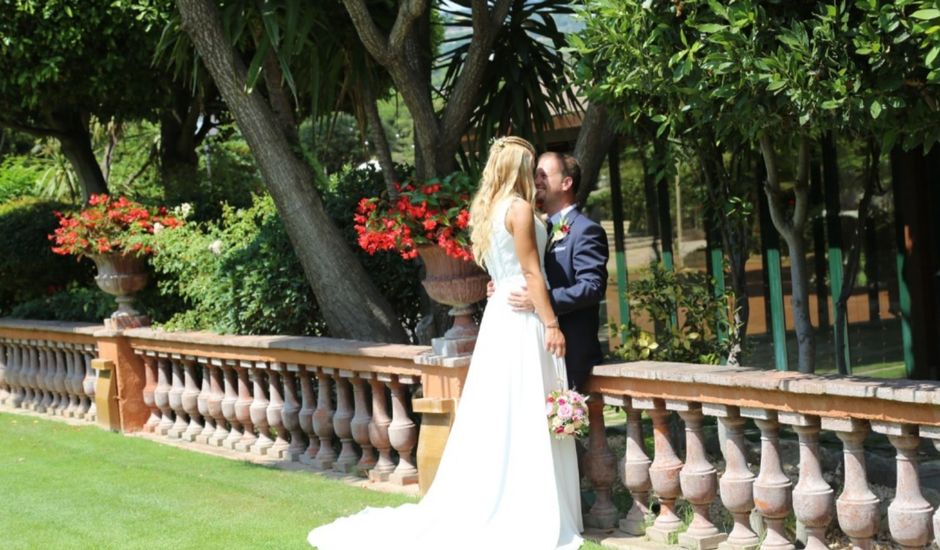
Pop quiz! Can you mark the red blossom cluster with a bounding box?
[353,173,475,262]
[49,194,183,257]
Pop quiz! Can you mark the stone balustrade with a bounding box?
[0,321,100,423]
[583,361,940,549]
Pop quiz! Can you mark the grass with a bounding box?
[0,413,605,549]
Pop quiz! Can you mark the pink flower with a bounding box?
[557,404,573,420]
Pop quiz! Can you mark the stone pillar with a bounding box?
[921,427,940,549]
[350,373,376,475]
[297,366,319,464]
[642,398,684,544]
[311,367,337,470]
[388,375,418,485]
[782,413,833,550]
[181,359,203,442]
[368,374,395,482]
[708,405,759,550]
[584,393,619,529]
[94,330,150,431]
[167,357,188,439]
[91,358,120,431]
[746,409,794,550]
[266,365,290,458]
[281,366,307,461]
[824,417,879,550]
[332,371,359,473]
[154,356,175,436]
[874,422,933,549]
[246,367,274,455]
[676,402,725,550]
[620,398,652,536]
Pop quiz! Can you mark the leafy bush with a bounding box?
[612,263,739,364]
[0,198,94,314]
[9,283,116,322]
[0,155,43,202]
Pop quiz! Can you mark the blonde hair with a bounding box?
[469,136,537,267]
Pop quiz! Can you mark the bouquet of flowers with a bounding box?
[546,388,590,439]
[353,172,474,262]
[49,194,183,257]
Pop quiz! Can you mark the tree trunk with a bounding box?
[159,86,202,186]
[53,112,108,203]
[574,103,616,205]
[361,77,399,197]
[760,134,815,373]
[178,0,407,343]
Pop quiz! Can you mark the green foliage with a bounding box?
[148,194,325,336]
[299,114,370,175]
[8,283,115,323]
[612,263,739,364]
[0,198,93,314]
[0,155,44,202]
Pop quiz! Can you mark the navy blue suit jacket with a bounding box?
[544,208,609,391]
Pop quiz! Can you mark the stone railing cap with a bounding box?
[591,360,940,406]
[0,317,103,336]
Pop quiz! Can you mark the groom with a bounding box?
[508,152,609,391]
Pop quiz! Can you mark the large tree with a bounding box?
[176,0,406,342]
[0,0,167,202]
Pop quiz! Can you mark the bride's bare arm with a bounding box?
[506,199,565,358]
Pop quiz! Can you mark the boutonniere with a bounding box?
[550,215,571,244]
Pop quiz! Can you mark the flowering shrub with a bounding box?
[49,194,183,257]
[546,388,590,439]
[353,172,474,261]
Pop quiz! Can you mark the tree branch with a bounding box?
[791,135,811,231]
[389,0,428,54]
[759,133,793,241]
[361,77,399,198]
[0,117,67,140]
[438,0,513,157]
[342,0,393,64]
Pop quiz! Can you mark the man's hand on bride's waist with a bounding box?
[508,286,534,313]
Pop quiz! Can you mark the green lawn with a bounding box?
[0,413,604,549]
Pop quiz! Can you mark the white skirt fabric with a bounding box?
[307,278,584,550]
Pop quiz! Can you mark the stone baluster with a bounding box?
[707,405,759,550]
[332,371,359,473]
[9,341,25,408]
[921,427,940,549]
[25,344,40,410]
[37,342,52,412]
[368,375,395,482]
[234,362,257,452]
[350,373,376,475]
[297,366,319,464]
[181,358,203,442]
[311,367,337,469]
[0,340,8,406]
[154,356,175,436]
[746,409,794,550]
[207,359,229,446]
[824,417,879,550]
[246,366,274,455]
[81,346,97,421]
[675,401,725,550]
[196,359,215,444]
[221,361,243,449]
[782,413,833,550]
[387,375,418,485]
[167,357,189,438]
[52,344,68,415]
[873,422,933,549]
[620,398,652,535]
[584,394,619,529]
[140,353,160,432]
[265,365,290,458]
[639,398,684,544]
[2,341,15,407]
[59,344,74,416]
[280,365,306,461]
[66,346,83,417]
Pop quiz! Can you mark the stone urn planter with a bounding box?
[90,253,150,329]
[417,245,489,356]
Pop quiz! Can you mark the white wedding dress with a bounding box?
[308,197,584,550]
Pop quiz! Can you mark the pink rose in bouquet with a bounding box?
[545,388,589,440]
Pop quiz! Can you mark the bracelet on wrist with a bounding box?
[545,319,559,329]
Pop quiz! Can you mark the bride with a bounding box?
[307,136,584,550]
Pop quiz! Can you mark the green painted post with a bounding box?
[822,134,851,373]
[608,142,630,340]
[890,149,917,377]
[756,161,789,371]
